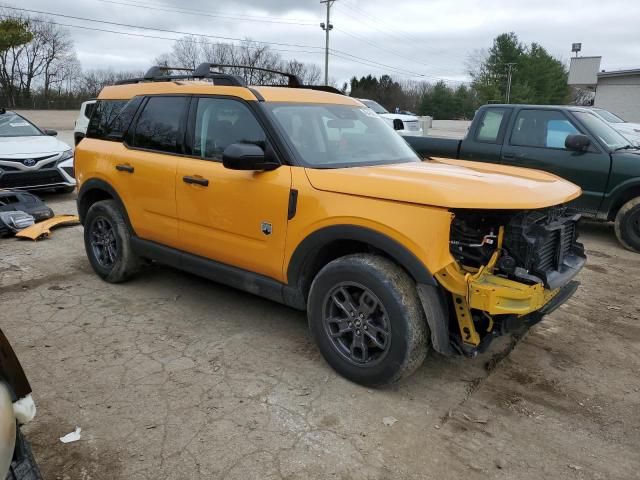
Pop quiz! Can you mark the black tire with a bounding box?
[84,199,139,283]
[614,197,640,253]
[55,186,76,194]
[307,254,429,387]
[5,427,43,480]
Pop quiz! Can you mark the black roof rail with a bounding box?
[193,63,302,87]
[113,63,343,95]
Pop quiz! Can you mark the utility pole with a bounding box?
[320,0,335,86]
[505,62,517,104]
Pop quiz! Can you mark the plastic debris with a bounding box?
[0,211,35,236]
[59,427,81,443]
[16,214,80,241]
[382,416,398,426]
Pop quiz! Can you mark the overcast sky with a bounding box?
[10,0,640,85]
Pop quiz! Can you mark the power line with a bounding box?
[334,28,468,81]
[4,6,325,52]
[5,5,468,84]
[4,16,323,58]
[95,0,318,26]
[334,2,469,63]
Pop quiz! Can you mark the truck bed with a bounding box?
[405,136,461,159]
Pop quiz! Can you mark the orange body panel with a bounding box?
[77,81,582,288]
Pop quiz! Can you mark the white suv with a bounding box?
[74,99,97,145]
[358,99,423,136]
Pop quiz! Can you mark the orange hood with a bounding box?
[304,158,581,210]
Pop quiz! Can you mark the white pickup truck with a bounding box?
[358,99,423,137]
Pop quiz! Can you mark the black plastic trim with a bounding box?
[287,225,438,289]
[130,237,306,310]
[287,189,298,220]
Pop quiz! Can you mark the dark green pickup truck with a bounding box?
[407,104,640,252]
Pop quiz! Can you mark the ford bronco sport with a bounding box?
[75,64,586,386]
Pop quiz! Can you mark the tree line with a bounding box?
[0,10,572,117]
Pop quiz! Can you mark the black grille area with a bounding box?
[0,169,65,188]
[504,207,585,289]
[450,207,586,291]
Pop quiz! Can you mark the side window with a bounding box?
[109,97,143,141]
[86,100,127,140]
[193,98,266,160]
[511,110,580,149]
[132,96,187,154]
[84,102,96,120]
[475,109,506,143]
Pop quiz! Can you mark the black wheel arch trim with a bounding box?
[77,178,135,234]
[287,225,438,291]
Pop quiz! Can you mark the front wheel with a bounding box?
[307,254,429,387]
[614,197,640,253]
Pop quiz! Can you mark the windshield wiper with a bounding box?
[613,145,637,152]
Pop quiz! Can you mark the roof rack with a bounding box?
[114,63,344,95]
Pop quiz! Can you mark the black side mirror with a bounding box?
[565,134,590,152]
[44,129,58,136]
[222,143,279,171]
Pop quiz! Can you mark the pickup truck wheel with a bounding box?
[614,197,640,253]
[307,254,429,387]
[84,200,139,283]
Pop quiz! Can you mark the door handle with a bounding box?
[502,153,515,160]
[183,175,209,187]
[115,164,134,173]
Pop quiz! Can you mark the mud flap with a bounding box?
[416,284,455,356]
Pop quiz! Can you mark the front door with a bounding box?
[176,96,292,281]
[500,109,609,214]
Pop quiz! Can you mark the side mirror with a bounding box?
[565,134,590,152]
[44,129,58,136]
[222,143,279,171]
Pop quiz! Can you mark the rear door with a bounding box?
[109,95,189,248]
[499,108,609,214]
[176,96,291,281]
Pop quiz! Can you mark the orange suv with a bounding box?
[75,64,586,386]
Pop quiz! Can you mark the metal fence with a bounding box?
[1,96,89,110]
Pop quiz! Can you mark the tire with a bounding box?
[5,427,43,480]
[55,186,76,194]
[614,197,640,253]
[307,254,429,387]
[83,199,139,283]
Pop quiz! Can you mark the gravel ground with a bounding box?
[0,193,638,480]
[2,111,638,479]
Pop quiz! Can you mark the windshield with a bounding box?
[574,111,632,150]
[359,99,389,114]
[0,113,42,137]
[267,103,420,168]
[594,109,625,124]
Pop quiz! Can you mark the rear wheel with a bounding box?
[307,254,429,387]
[84,200,139,283]
[614,197,640,253]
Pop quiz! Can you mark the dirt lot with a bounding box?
[2,111,639,479]
[0,191,638,480]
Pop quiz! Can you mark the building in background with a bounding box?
[568,56,640,122]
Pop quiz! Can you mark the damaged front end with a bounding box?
[435,206,586,357]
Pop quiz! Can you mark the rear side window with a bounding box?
[475,109,506,143]
[132,96,187,154]
[86,100,128,140]
[83,102,96,120]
